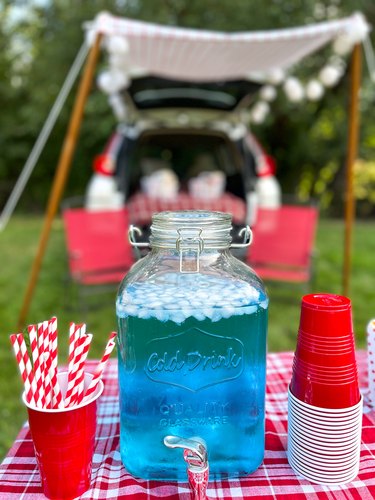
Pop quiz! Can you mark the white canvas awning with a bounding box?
[86,11,370,82]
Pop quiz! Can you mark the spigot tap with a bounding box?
[164,435,209,500]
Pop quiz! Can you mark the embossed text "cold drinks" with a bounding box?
[144,328,244,391]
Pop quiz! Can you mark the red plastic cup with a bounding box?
[298,294,353,338]
[23,372,104,499]
[290,376,360,408]
[296,334,355,355]
[292,357,358,380]
[294,347,355,368]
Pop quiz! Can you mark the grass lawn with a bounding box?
[0,214,374,459]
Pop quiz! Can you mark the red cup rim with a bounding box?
[298,332,354,344]
[289,419,362,439]
[288,415,362,438]
[291,370,358,381]
[22,371,104,414]
[288,453,358,480]
[292,369,358,379]
[288,397,363,419]
[288,452,359,476]
[291,370,359,384]
[296,340,354,352]
[291,373,358,384]
[289,446,360,465]
[289,413,363,432]
[298,330,354,341]
[288,386,362,412]
[296,347,354,357]
[292,448,358,472]
[288,410,362,430]
[289,452,360,469]
[292,363,357,374]
[301,294,351,311]
[293,357,357,371]
[288,457,358,485]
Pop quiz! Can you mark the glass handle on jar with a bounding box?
[230,225,253,248]
[164,435,209,500]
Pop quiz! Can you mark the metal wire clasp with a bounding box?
[128,225,150,248]
[230,225,253,248]
[176,227,204,273]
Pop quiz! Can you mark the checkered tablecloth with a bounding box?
[127,192,247,227]
[1,351,375,499]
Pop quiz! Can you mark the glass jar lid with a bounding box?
[150,210,232,250]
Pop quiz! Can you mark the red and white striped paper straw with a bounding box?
[66,333,93,407]
[48,317,58,372]
[64,327,90,407]
[82,332,117,403]
[10,334,37,406]
[47,317,64,409]
[38,321,50,398]
[43,352,53,409]
[49,364,64,409]
[67,322,80,375]
[28,324,45,408]
[65,323,81,400]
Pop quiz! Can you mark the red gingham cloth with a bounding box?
[127,192,247,227]
[1,351,375,499]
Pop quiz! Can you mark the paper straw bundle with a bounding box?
[367,318,375,406]
[10,318,117,409]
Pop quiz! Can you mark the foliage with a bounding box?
[354,158,375,215]
[0,0,374,215]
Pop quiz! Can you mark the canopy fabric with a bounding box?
[87,11,369,82]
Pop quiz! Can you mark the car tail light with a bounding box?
[93,154,116,176]
[258,155,277,177]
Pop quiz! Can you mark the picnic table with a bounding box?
[1,351,375,499]
[127,192,247,227]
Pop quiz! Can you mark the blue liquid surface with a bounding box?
[117,291,268,481]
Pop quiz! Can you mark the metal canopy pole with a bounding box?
[343,43,362,297]
[17,33,103,330]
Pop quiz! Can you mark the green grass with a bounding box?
[0,215,374,459]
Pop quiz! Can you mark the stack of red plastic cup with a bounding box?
[288,293,362,485]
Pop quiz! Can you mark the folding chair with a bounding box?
[62,205,134,310]
[247,204,318,285]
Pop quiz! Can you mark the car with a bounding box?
[85,76,281,245]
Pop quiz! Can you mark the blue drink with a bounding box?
[117,273,268,480]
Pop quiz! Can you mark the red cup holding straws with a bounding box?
[23,372,103,500]
[10,320,116,497]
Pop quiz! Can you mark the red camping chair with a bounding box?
[247,205,318,285]
[62,206,134,309]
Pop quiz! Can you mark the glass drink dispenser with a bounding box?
[116,211,268,481]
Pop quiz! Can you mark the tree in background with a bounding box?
[0,0,374,215]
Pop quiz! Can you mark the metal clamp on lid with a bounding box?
[176,227,204,273]
[230,225,252,248]
[128,225,150,248]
